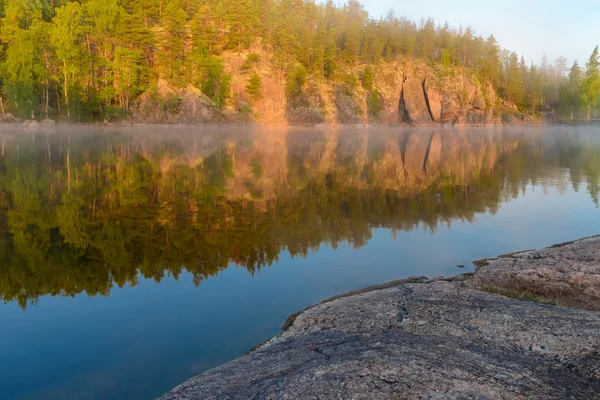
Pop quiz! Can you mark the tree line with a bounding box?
[0,0,599,121]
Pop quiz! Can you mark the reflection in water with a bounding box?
[0,127,598,309]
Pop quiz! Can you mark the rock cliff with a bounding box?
[131,51,539,126]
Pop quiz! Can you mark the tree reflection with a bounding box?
[0,128,598,309]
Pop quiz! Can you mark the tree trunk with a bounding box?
[64,66,70,118]
[588,104,591,120]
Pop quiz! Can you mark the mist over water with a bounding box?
[0,126,599,399]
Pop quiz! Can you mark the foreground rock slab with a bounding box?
[471,236,600,311]
[161,279,600,399]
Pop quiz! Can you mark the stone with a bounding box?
[466,109,486,126]
[287,107,325,125]
[0,113,16,123]
[40,119,56,127]
[399,77,432,126]
[161,279,600,400]
[334,86,361,123]
[440,92,460,122]
[161,237,600,400]
[22,119,39,127]
[470,236,600,311]
[133,79,218,124]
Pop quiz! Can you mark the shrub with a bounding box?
[367,89,382,117]
[362,66,374,90]
[286,64,308,107]
[246,72,262,102]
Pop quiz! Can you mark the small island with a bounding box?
[161,236,600,399]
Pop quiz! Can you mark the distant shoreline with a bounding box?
[0,120,554,130]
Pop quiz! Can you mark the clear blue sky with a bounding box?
[346,0,600,67]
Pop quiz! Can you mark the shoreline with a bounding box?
[160,235,600,399]
[0,120,555,133]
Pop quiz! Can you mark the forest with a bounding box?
[0,0,599,122]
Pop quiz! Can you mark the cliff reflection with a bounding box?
[0,127,598,308]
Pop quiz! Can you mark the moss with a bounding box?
[476,284,556,305]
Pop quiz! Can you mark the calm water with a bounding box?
[0,126,599,399]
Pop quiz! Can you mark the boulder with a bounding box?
[22,120,39,127]
[471,236,600,311]
[399,77,432,125]
[466,109,486,126]
[0,113,16,123]
[181,85,216,122]
[287,107,325,125]
[40,119,56,127]
[133,79,218,124]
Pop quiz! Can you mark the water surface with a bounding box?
[1,126,599,399]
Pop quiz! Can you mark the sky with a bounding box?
[349,0,600,67]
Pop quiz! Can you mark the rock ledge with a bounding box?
[161,238,600,400]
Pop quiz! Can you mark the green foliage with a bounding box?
[240,53,260,72]
[195,55,230,108]
[160,0,187,84]
[286,64,308,107]
[246,72,262,102]
[340,72,358,96]
[366,89,382,117]
[362,65,374,90]
[582,46,600,119]
[559,62,583,119]
[103,104,130,122]
[0,0,583,121]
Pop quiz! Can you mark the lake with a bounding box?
[1,126,599,399]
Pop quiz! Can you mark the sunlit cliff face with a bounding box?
[0,126,598,308]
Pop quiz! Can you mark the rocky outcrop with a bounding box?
[286,107,325,125]
[399,77,432,125]
[128,59,537,126]
[399,70,505,127]
[334,85,362,123]
[161,237,600,399]
[134,79,218,124]
[471,236,600,311]
[423,77,442,123]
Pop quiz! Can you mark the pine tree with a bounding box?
[505,52,523,106]
[582,46,600,119]
[362,65,374,90]
[159,0,187,83]
[566,62,582,119]
[246,72,262,102]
